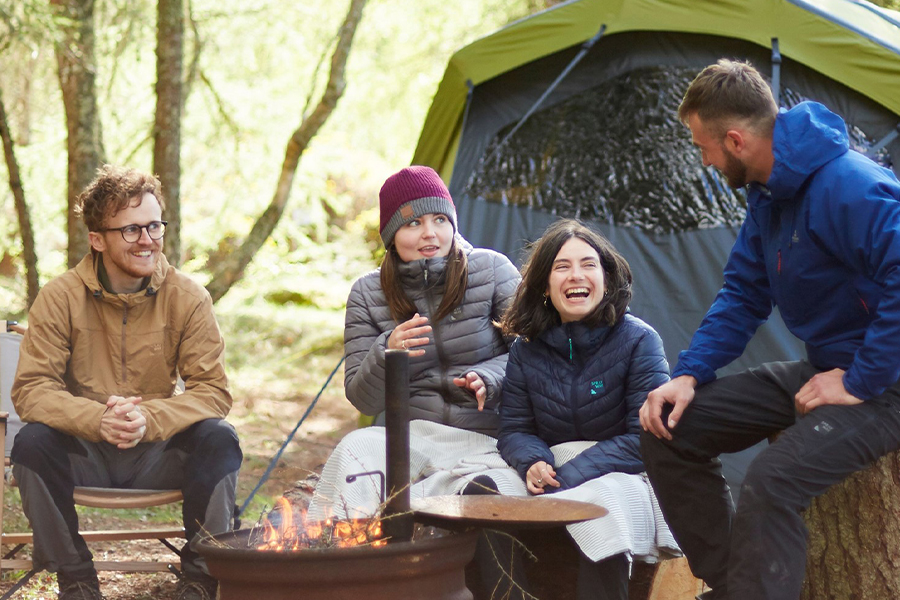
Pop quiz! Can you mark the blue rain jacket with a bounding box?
[673,102,900,400]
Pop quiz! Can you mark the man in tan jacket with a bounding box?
[11,165,242,600]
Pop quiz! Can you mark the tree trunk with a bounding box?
[204,0,368,303]
[0,85,40,308]
[801,450,900,599]
[52,0,105,268]
[154,0,184,266]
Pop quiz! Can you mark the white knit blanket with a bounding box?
[309,420,680,563]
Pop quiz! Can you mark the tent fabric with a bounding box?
[410,0,900,497]
[414,0,900,178]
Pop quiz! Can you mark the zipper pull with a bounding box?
[569,337,573,362]
[777,250,782,275]
[424,267,428,285]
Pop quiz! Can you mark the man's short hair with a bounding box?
[76,165,165,232]
[678,59,778,136]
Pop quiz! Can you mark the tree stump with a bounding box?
[801,450,900,599]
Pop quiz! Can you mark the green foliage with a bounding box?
[0,0,534,303]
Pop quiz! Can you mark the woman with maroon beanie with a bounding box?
[310,165,527,599]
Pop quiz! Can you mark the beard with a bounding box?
[720,144,748,189]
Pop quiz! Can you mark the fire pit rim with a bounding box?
[196,526,478,562]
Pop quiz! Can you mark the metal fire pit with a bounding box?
[198,527,479,600]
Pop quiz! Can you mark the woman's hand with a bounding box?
[526,461,560,495]
[387,313,432,357]
[453,371,487,410]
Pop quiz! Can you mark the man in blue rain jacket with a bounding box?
[639,59,900,600]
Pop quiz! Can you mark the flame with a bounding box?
[255,501,384,552]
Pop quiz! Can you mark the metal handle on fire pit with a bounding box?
[384,349,414,542]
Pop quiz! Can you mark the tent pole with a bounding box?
[866,123,900,160]
[771,38,782,107]
[484,23,607,166]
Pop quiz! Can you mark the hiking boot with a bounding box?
[57,571,103,600]
[176,572,219,600]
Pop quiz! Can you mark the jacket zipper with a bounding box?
[422,262,452,422]
[121,305,128,383]
[777,250,782,275]
[859,297,870,314]
[566,325,584,439]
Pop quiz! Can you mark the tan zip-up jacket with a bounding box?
[12,252,232,443]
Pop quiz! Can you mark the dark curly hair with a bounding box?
[501,219,632,340]
[76,165,165,232]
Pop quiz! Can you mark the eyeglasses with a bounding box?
[102,221,167,243]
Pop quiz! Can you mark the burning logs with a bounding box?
[255,497,385,551]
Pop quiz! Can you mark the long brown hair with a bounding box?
[501,219,632,340]
[380,237,469,323]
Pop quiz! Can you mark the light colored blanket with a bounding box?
[309,420,680,563]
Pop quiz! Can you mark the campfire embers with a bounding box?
[255,497,385,551]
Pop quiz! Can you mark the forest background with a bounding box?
[1,0,899,597]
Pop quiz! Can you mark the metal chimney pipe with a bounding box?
[383,349,414,542]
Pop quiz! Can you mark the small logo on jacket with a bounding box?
[590,380,604,395]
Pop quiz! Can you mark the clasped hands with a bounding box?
[100,395,147,449]
[388,313,488,410]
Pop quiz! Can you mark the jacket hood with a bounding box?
[766,102,849,200]
[75,251,170,303]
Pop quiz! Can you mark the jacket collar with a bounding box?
[396,233,473,288]
[538,320,613,360]
[76,251,169,304]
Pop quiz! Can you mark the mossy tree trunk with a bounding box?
[52,0,105,268]
[154,0,184,266]
[0,85,40,308]
[801,450,900,599]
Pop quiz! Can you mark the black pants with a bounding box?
[641,361,900,600]
[11,419,242,579]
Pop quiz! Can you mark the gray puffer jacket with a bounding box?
[344,237,521,436]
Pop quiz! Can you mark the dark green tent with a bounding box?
[412,0,900,493]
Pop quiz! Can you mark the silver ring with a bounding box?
[536,478,543,484]
[401,339,407,350]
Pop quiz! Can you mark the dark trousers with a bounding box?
[11,419,242,579]
[641,361,900,600]
[577,552,628,600]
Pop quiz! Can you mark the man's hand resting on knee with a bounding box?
[100,395,147,449]
[640,375,698,440]
[795,368,862,415]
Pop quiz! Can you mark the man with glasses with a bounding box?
[11,165,242,600]
[639,60,900,600]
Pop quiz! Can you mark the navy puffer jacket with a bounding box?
[498,314,669,490]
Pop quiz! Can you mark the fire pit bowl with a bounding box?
[197,527,479,600]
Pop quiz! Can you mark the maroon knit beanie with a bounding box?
[379,166,457,248]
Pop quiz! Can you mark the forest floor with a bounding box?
[0,348,360,600]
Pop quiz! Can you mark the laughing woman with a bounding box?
[498,219,679,600]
